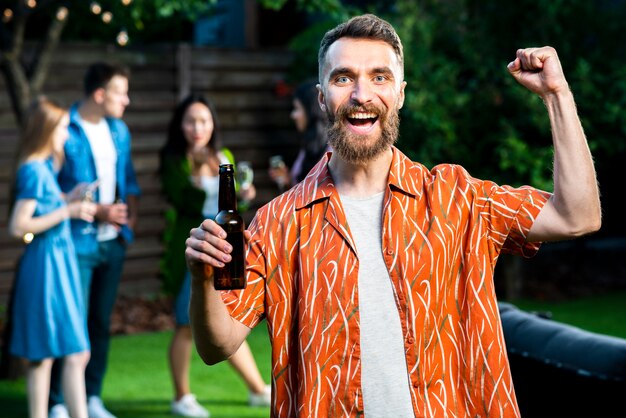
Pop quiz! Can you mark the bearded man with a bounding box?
[185,13,600,418]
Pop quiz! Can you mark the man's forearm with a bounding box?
[545,90,601,235]
[189,269,250,365]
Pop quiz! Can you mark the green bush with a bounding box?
[287,0,626,195]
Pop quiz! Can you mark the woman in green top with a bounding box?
[159,94,269,417]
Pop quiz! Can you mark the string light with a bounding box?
[90,2,102,15]
[2,9,13,22]
[101,11,112,24]
[8,0,136,49]
[116,30,129,46]
[23,233,34,244]
[56,6,68,21]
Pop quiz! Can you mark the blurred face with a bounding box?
[182,102,214,152]
[318,38,406,164]
[290,98,307,133]
[100,75,130,119]
[52,114,70,154]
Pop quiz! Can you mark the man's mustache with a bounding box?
[330,103,386,122]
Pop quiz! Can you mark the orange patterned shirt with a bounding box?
[222,147,550,417]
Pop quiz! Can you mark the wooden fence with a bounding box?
[0,42,298,305]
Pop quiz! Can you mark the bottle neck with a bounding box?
[218,171,238,211]
[114,183,122,203]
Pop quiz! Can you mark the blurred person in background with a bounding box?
[8,97,96,418]
[158,93,269,417]
[51,62,141,418]
[268,79,330,189]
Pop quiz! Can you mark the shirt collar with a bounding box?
[293,146,425,210]
[69,101,112,126]
[69,102,82,125]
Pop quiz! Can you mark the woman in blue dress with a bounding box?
[8,97,96,418]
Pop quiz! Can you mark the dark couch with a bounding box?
[499,301,626,417]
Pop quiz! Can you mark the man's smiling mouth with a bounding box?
[347,111,378,128]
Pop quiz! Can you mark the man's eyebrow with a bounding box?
[372,66,393,75]
[328,66,395,81]
[328,67,354,80]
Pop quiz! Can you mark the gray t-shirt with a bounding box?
[340,192,414,417]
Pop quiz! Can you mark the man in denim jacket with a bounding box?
[50,62,141,418]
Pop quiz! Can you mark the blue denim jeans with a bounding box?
[50,238,126,405]
[174,271,192,326]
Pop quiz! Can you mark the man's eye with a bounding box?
[374,75,387,82]
[336,76,350,83]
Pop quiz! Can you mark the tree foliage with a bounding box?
[285,0,626,195]
[282,0,626,235]
[57,0,216,43]
[0,0,216,126]
[390,0,626,192]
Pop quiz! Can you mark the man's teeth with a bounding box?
[348,112,377,119]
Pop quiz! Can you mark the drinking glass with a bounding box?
[236,161,254,190]
[80,181,99,235]
[269,155,287,191]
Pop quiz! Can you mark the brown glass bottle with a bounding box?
[213,164,246,289]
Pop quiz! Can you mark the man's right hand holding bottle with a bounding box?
[97,202,128,230]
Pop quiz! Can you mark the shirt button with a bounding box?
[407,337,414,344]
[387,249,394,255]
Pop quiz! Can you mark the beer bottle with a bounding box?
[213,164,246,289]
[114,183,123,204]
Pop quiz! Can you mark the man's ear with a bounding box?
[317,84,326,112]
[398,80,407,109]
[92,87,106,104]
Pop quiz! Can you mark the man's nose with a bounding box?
[350,80,374,104]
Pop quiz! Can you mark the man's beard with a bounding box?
[325,102,399,164]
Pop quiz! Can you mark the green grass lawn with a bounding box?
[2,291,626,417]
[0,325,272,418]
[505,290,626,339]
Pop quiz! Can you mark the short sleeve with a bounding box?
[15,163,46,201]
[477,179,551,257]
[498,185,551,256]
[437,164,551,258]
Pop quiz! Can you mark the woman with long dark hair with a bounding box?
[159,93,269,417]
[269,80,330,188]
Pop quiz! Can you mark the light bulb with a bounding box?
[56,7,68,21]
[116,30,129,46]
[2,9,13,22]
[23,232,34,244]
[102,11,112,23]
[90,2,102,15]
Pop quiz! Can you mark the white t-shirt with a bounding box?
[79,116,118,242]
[340,192,415,417]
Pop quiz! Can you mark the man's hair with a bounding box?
[84,62,130,96]
[318,14,404,82]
